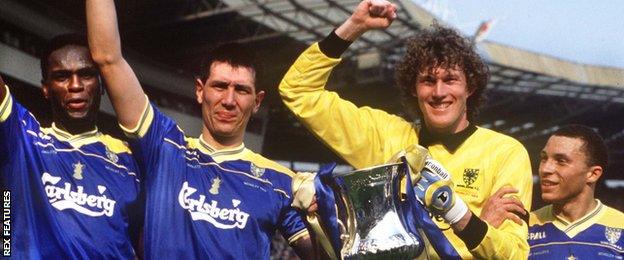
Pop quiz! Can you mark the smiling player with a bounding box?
[529,124,624,259]
[278,0,532,258]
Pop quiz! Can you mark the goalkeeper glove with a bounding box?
[413,159,468,225]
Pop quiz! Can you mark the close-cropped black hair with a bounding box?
[395,24,489,122]
[40,33,90,81]
[197,42,262,91]
[553,124,608,170]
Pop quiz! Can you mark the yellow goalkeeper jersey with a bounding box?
[279,42,533,259]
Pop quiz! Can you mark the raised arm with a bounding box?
[86,0,146,129]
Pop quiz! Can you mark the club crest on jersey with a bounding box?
[605,227,622,245]
[462,168,479,186]
[178,182,250,229]
[250,163,265,178]
[73,162,85,180]
[41,172,116,217]
[209,177,221,195]
[105,148,119,164]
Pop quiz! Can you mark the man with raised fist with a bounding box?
[85,0,315,258]
[279,0,532,258]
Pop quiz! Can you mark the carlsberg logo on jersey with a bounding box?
[41,172,116,217]
[178,181,250,229]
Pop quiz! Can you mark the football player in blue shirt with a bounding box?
[0,34,141,259]
[85,0,313,259]
[529,124,624,259]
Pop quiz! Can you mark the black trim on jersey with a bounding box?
[518,209,529,225]
[455,212,488,250]
[418,124,477,153]
[318,30,352,58]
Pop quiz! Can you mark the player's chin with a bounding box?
[540,192,558,204]
[213,127,240,138]
[66,111,91,121]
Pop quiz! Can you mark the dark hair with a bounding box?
[40,33,90,81]
[553,124,608,170]
[395,24,489,122]
[197,42,261,91]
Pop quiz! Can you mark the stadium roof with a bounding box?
[1,0,623,176]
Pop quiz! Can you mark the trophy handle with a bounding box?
[337,219,347,241]
[331,181,357,257]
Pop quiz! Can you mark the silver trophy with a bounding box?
[331,162,424,259]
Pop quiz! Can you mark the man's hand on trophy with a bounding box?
[291,167,342,260]
[413,159,469,225]
[389,144,429,190]
[292,172,318,214]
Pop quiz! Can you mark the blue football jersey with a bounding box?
[0,86,141,259]
[124,102,307,259]
[529,200,624,259]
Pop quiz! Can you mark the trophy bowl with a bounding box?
[331,162,424,259]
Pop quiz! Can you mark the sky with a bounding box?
[414,0,624,68]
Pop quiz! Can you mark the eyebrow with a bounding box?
[552,153,571,160]
[234,83,253,90]
[210,80,253,90]
[49,67,98,75]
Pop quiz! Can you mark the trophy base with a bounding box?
[343,233,422,260]
[344,244,421,260]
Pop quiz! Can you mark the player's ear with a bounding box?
[41,81,50,99]
[195,78,204,104]
[467,85,476,97]
[586,165,602,184]
[253,90,265,114]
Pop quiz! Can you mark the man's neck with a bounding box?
[426,120,470,136]
[54,120,97,135]
[553,191,597,223]
[200,129,243,151]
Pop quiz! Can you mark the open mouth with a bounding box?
[429,101,451,110]
[541,180,558,189]
[66,99,88,110]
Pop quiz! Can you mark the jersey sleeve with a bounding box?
[470,141,533,259]
[279,202,308,245]
[279,43,417,169]
[120,98,182,176]
[0,85,39,165]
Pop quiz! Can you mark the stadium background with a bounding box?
[1,0,622,259]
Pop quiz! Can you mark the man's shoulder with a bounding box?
[599,204,624,228]
[474,126,520,142]
[99,134,132,154]
[244,150,295,177]
[529,205,554,226]
[474,126,527,150]
[604,204,624,216]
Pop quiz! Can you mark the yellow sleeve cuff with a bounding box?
[119,95,154,138]
[287,229,310,245]
[0,84,14,123]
